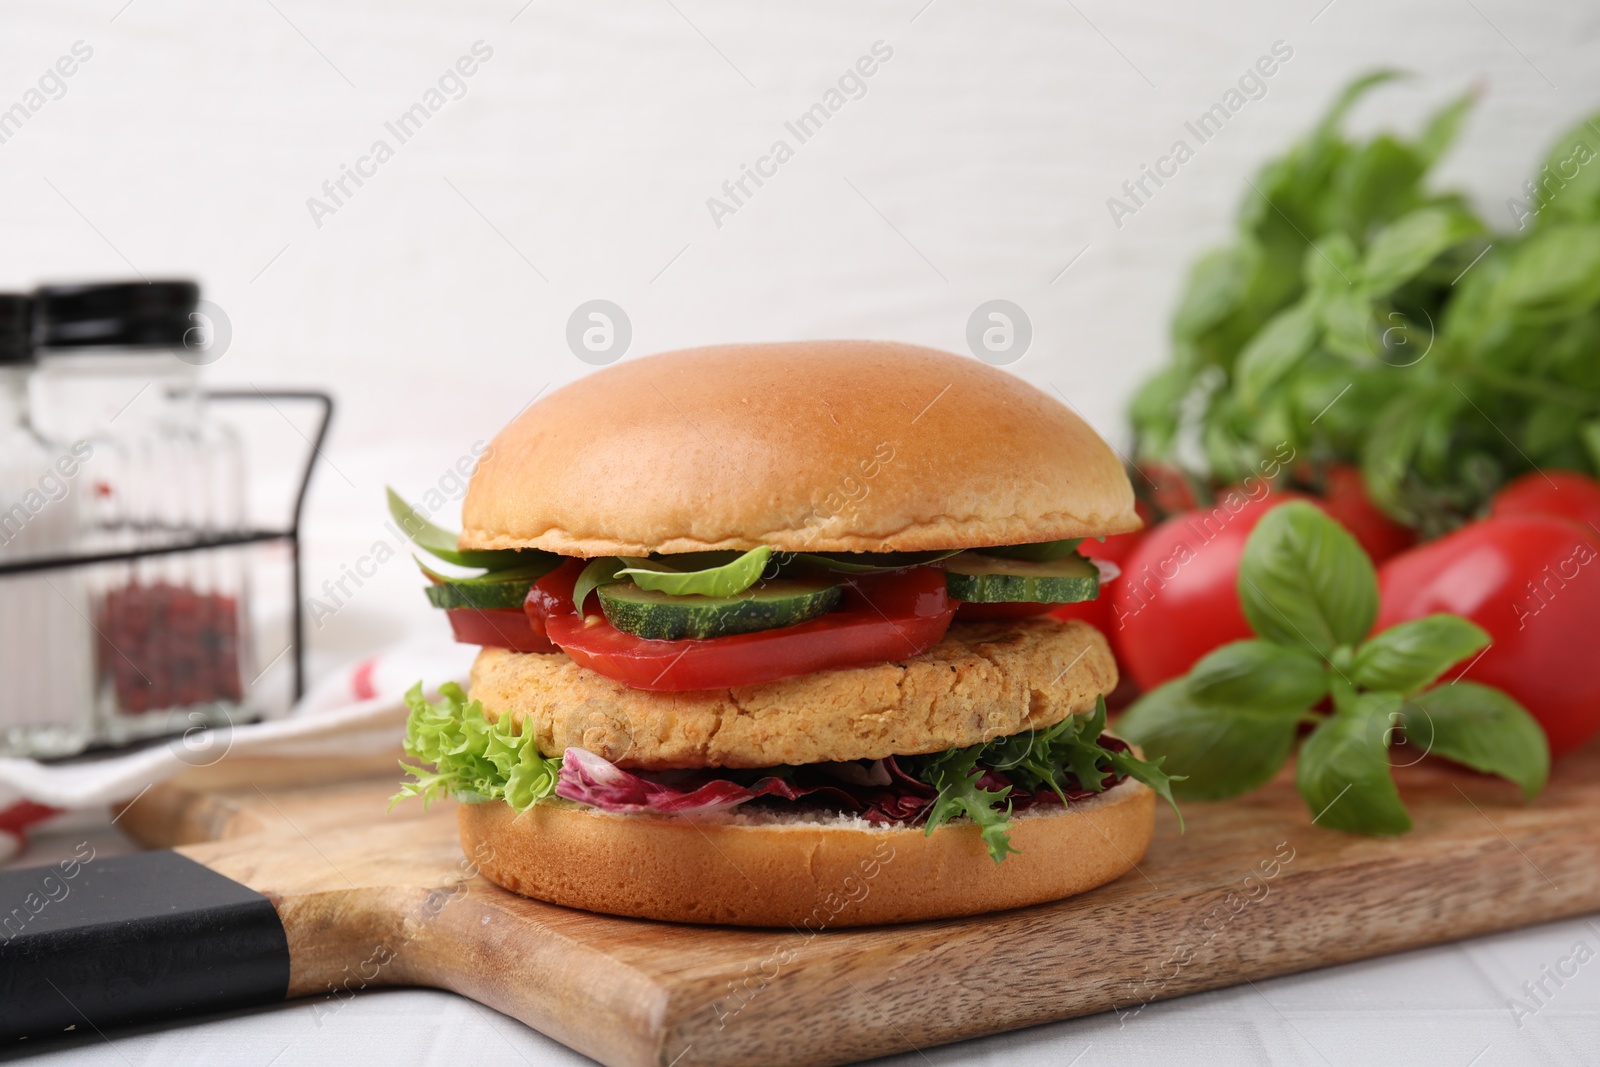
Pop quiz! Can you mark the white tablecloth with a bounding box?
[9,816,1598,1067]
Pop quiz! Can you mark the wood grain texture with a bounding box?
[114,743,1600,1067]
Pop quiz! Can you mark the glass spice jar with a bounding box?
[0,294,96,757]
[29,281,251,745]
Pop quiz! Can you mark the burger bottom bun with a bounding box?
[459,777,1154,927]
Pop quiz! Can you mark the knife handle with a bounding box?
[0,849,289,1040]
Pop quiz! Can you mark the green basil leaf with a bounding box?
[1531,111,1600,227]
[1496,223,1600,321]
[1310,69,1406,145]
[1295,692,1411,835]
[1304,233,1362,296]
[1173,244,1255,340]
[785,549,961,574]
[1116,680,1300,801]
[415,558,554,587]
[386,487,553,571]
[1414,89,1476,168]
[1362,207,1482,295]
[1187,640,1328,711]
[976,538,1083,563]
[617,546,772,597]
[1129,363,1195,460]
[1238,501,1378,657]
[572,557,628,614]
[1318,289,1374,360]
[1352,614,1490,694]
[1236,300,1319,407]
[1401,683,1550,800]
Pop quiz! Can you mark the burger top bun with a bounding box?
[460,340,1139,558]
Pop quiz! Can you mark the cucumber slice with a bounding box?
[597,579,843,641]
[421,562,551,610]
[942,552,1099,604]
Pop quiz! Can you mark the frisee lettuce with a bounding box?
[391,685,1182,866]
[391,682,561,811]
[906,697,1183,862]
[915,746,1020,863]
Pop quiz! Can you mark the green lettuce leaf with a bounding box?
[391,682,561,812]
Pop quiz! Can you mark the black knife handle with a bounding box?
[0,849,290,1040]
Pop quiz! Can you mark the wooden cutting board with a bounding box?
[90,743,1600,1066]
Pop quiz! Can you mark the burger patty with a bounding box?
[467,617,1117,770]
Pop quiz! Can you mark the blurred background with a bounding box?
[2,0,1596,687]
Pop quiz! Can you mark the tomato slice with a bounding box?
[524,557,588,638]
[956,601,1058,620]
[541,566,955,691]
[446,607,558,653]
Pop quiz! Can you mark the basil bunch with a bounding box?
[1118,502,1548,834]
[1131,71,1600,535]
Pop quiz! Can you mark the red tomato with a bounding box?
[1050,527,1146,632]
[543,566,956,691]
[1319,464,1416,564]
[525,558,588,636]
[1491,470,1600,537]
[446,607,558,653]
[1138,464,1200,520]
[957,601,1057,620]
[1109,492,1311,691]
[1376,515,1600,758]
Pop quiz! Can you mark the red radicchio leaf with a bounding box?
[555,747,819,815]
[554,742,1131,822]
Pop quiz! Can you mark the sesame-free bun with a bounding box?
[460,775,1154,927]
[460,341,1139,557]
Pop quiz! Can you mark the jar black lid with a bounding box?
[34,281,200,350]
[0,295,32,364]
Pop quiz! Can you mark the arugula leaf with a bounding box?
[1296,692,1412,835]
[1351,614,1489,693]
[1187,640,1328,711]
[386,487,555,571]
[1117,680,1301,801]
[573,557,628,614]
[1238,501,1378,657]
[616,546,772,597]
[918,746,1019,864]
[1402,683,1549,799]
[392,682,561,812]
